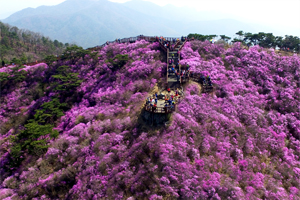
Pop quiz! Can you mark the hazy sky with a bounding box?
[1,0,300,32]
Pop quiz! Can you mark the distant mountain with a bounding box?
[2,0,284,48]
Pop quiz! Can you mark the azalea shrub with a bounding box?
[1,39,300,199]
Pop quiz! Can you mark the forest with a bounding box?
[0,22,68,66]
[188,31,300,53]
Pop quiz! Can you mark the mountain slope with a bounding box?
[0,39,299,199]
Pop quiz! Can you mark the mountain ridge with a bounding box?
[2,0,286,48]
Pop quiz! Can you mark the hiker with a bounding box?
[152,104,157,112]
[165,95,169,103]
[164,104,168,113]
[177,74,180,82]
[175,89,179,96]
[170,104,174,110]
[172,53,174,58]
[207,75,211,82]
[200,75,206,85]
[186,64,189,71]
[187,71,190,78]
[167,88,171,93]
[172,66,175,74]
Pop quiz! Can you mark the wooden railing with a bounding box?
[95,35,187,49]
[173,40,181,50]
[167,48,169,83]
[145,104,176,113]
[178,39,188,52]
[159,42,168,53]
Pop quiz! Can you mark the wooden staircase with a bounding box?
[166,39,187,90]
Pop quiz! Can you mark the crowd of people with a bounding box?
[190,73,213,86]
[168,63,191,82]
[202,75,212,86]
[145,90,181,113]
[167,63,213,87]
[157,36,187,51]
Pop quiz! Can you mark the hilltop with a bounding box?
[0,21,67,66]
[0,39,300,199]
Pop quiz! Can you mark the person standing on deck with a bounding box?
[151,98,155,105]
[207,75,211,82]
[152,104,157,112]
[164,104,168,113]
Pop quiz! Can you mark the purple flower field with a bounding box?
[0,40,300,199]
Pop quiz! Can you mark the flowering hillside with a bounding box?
[0,40,300,199]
